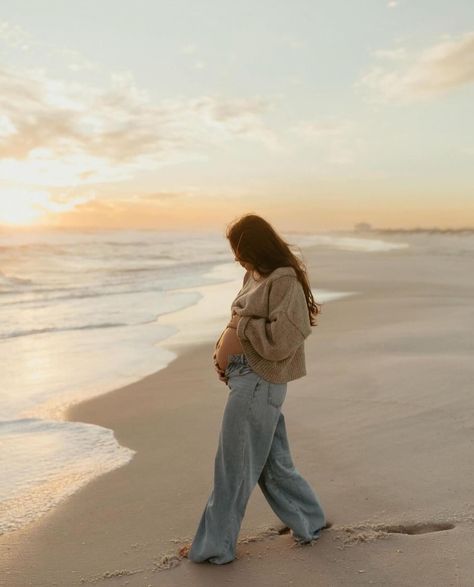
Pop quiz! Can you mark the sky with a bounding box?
[0,0,473,231]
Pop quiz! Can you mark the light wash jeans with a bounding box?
[188,353,326,564]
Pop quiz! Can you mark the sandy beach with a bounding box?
[1,239,473,586]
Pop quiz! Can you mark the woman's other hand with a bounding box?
[227,312,241,329]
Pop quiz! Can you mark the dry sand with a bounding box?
[1,242,473,586]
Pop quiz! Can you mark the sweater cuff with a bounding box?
[236,315,251,342]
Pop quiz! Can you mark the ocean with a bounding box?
[0,227,415,535]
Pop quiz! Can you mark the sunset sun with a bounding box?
[0,190,49,225]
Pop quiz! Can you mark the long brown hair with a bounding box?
[225,213,322,326]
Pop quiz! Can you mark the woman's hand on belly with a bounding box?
[212,349,228,384]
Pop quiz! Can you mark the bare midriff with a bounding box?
[215,325,244,371]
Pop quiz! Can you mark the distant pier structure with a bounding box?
[354,222,373,232]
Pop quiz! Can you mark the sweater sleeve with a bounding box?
[236,276,312,361]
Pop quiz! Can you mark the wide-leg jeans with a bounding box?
[188,353,326,564]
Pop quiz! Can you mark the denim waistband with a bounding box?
[225,353,254,377]
[227,353,248,366]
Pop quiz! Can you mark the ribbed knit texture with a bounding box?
[230,266,312,384]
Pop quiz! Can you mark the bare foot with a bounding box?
[178,543,191,558]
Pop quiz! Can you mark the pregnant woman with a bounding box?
[187,213,327,565]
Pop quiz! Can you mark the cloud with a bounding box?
[373,47,407,61]
[0,20,31,50]
[0,18,101,73]
[387,0,399,8]
[292,120,353,138]
[358,31,474,102]
[136,191,183,201]
[0,18,283,224]
[290,119,362,165]
[194,96,280,149]
[0,64,280,191]
[58,48,100,72]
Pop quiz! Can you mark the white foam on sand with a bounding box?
[0,418,135,536]
[285,233,410,252]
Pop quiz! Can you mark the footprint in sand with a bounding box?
[376,521,455,535]
[333,520,456,546]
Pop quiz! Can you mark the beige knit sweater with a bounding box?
[229,265,312,384]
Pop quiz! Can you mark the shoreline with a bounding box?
[2,243,473,586]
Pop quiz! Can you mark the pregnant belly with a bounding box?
[215,327,244,371]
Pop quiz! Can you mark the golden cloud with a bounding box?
[357,31,474,102]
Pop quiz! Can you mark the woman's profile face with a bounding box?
[234,255,253,272]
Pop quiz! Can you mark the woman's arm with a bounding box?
[236,276,311,361]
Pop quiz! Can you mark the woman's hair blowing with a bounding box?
[225,213,321,326]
